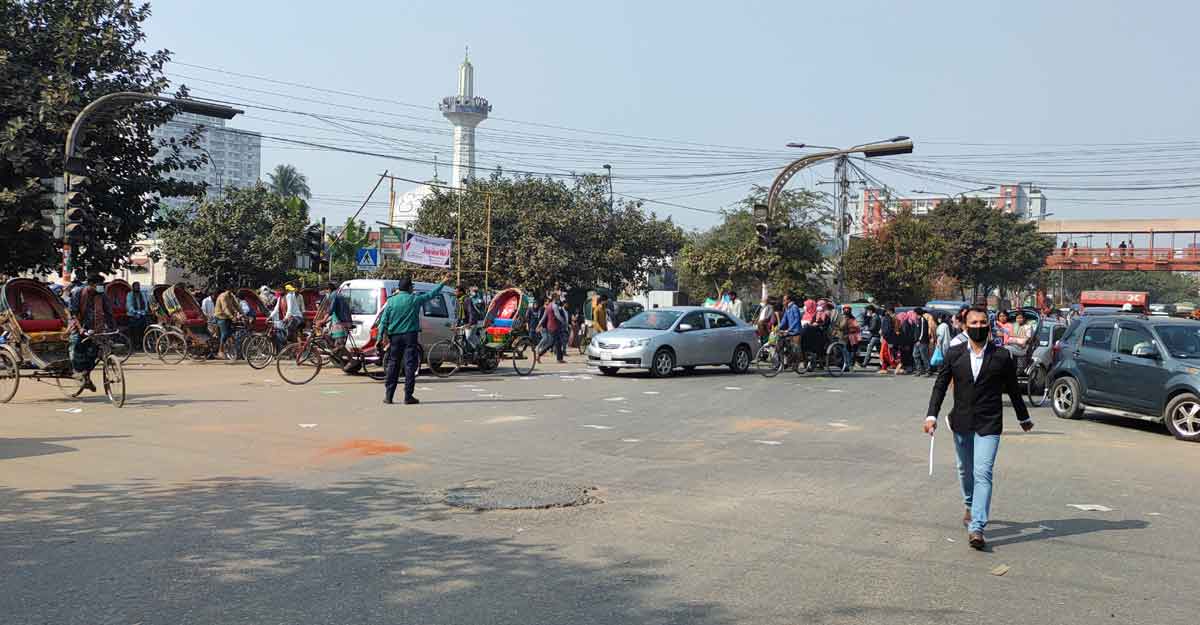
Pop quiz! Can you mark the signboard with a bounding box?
[402,232,453,268]
[379,227,405,257]
[356,248,379,272]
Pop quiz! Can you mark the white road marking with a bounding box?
[603,397,626,402]
[753,440,783,446]
[1068,504,1114,512]
[484,416,533,424]
[298,423,318,428]
[55,408,83,414]
[621,438,642,443]
[582,424,614,430]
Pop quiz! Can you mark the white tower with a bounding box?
[439,49,491,189]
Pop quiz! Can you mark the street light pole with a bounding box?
[61,92,242,281]
[602,164,613,209]
[768,137,913,298]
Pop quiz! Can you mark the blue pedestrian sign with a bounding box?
[356,248,379,271]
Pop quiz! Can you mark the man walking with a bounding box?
[125,281,148,348]
[924,305,1033,550]
[912,307,932,376]
[379,276,449,405]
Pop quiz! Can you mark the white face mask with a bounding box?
[95,285,105,294]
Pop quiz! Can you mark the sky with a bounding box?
[144,0,1200,230]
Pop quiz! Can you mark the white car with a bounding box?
[586,306,758,377]
[338,279,457,354]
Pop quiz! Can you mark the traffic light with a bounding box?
[36,177,62,237]
[63,175,91,243]
[304,225,324,270]
[755,222,776,251]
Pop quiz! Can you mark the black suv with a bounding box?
[1049,314,1200,442]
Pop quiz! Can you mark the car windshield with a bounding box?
[620,310,681,330]
[346,289,379,315]
[1155,325,1200,358]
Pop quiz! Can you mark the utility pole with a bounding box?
[602,164,614,209]
[484,193,493,292]
[835,155,850,303]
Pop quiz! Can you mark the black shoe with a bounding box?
[403,397,420,405]
[383,398,394,405]
[83,377,97,392]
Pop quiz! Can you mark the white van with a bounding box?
[337,279,457,354]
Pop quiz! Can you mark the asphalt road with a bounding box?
[2,353,1198,624]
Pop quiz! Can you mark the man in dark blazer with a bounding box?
[925,305,1033,550]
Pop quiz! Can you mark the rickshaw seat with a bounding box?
[18,319,65,333]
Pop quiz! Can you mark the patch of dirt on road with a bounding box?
[733,418,820,433]
[321,439,411,457]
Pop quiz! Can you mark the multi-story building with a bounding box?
[152,112,262,208]
[856,183,1047,236]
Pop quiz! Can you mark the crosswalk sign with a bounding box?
[356,248,379,271]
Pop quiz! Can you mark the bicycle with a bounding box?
[58,331,127,407]
[756,331,797,377]
[220,317,277,369]
[427,326,501,378]
[275,326,383,385]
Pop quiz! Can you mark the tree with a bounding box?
[929,198,1054,298]
[402,173,684,295]
[677,186,826,300]
[326,217,371,280]
[843,209,943,304]
[1,0,207,276]
[1052,270,1200,304]
[158,184,309,288]
[267,164,311,200]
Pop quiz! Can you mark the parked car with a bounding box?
[585,306,758,378]
[1048,314,1200,442]
[338,279,457,357]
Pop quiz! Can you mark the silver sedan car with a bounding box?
[585,306,759,377]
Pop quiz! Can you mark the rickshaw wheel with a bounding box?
[53,368,86,398]
[142,327,163,354]
[157,331,187,365]
[426,340,463,378]
[511,337,536,376]
[243,334,276,370]
[103,354,125,408]
[0,346,19,403]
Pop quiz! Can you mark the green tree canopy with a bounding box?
[401,174,684,295]
[267,164,311,200]
[158,184,309,289]
[1,0,207,276]
[928,198,1055,297]
[326,217,371,281]
[677,186,826,300]
[844,209,943,305]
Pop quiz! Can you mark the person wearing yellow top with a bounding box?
[591,294,608,335]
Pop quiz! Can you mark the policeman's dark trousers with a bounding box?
[384,332,420,402]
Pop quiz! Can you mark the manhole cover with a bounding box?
[443,480,601,510]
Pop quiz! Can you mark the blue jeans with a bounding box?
[953,431,1000,533]
[913,342,930,373]
[216,318,232,346]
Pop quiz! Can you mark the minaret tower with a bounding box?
[439,48,491,189]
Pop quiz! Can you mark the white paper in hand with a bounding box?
[928,433,935,477]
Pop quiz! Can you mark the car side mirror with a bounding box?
[677,323,694,332]
[1131,343,1160,359]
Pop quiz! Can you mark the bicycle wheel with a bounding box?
[1027,365,1049,407]
[157,331,188,365]
[102,355,125,408]
[243,334,276,370]
[142,327,162,354]
[426,340,463,378]
[755,344,783,378]
[511,336,536,376]
[54,371,86,398]
[825,343,845,378]
[110,332,132,364]
[276,342,323,385]
[0,346,19,403]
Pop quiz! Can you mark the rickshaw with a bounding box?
[229,288,277,369]
[101,279,134,363]
[300,287,321,328]
[141,284,174,354]
[425,287,536,377]
[157,285,219,364]
[0,278,125,406]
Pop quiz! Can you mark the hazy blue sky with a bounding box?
[145,0,1200,229]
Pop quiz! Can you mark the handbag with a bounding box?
[930,346,944,367]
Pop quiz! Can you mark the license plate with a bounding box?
[600,351,613,361]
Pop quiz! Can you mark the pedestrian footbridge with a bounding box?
[1040,218,1200,271]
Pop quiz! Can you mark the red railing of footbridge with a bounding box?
[1046,247,1200,271]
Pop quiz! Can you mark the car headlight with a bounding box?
[629,338,651,348]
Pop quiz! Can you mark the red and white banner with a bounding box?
[402,231,453,267]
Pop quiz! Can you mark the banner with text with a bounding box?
[402,231,453,267]
[379,227,405,257]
